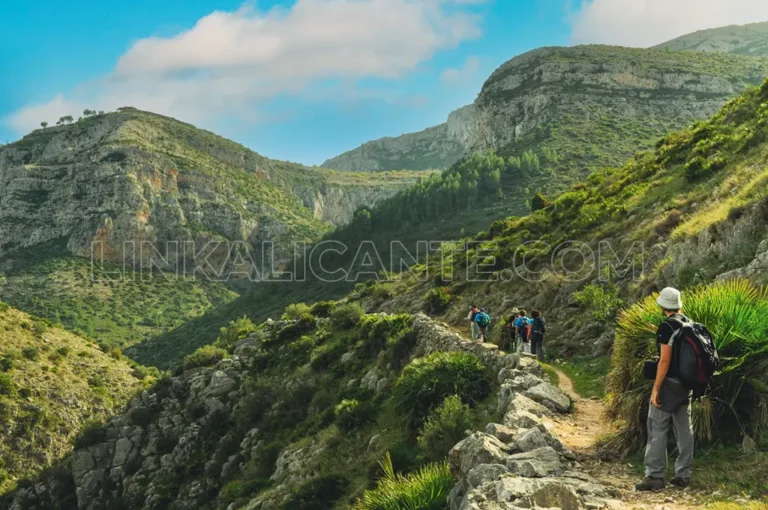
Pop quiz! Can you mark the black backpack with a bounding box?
[670,316,719,393]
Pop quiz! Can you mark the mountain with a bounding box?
[655,21,768,56]
[0,303,151,495]
[152,76,768,369]
[322,44,768,203]
[320,104,476,172]
[0,109,428,351]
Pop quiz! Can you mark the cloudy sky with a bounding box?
[2,0,768,164]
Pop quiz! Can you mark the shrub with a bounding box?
[56,346,70,357]
[573,282,624,324]
[310,340,347,371]
[393,351,490,428]
[0,354,15,372]
[354,453,454,510]
[33,320,48,337]
[335,399,376,432]
[287,335,316,365]
[417,395,473,461]
[183,345,228,371]
[219,478,270,504]
[310,300,337,318]
[330,303,365,329]
[129,407,157,427]
[531,191,550,212]
[276,313,316,343]
[215,316,256,351]
[423,287,453,315]
[605,279,768,455]
[74,420,107,449]
[282,303,312,321]
[22,346,39,361]
[281,473,350,510]
[358,314,411,358]
[0,373,16,396]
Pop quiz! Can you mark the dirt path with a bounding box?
[545,365,703,510]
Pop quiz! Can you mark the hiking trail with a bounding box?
[546,365,703,510]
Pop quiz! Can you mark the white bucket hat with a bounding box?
[656,287,682,310]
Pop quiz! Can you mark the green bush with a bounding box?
[0,373,16,396]
[310,300,337,318]
[0,354,15,372]
[74,420,107,449]
[281,473,350,510]
[330,303,365,329]
[219,478,270,504]
[335,399,376,432]
[423,287,453,315]
[215,316,256,351]
[276,313,316,343]
[417,395,473,461]
[287,335,317,365]
[573,282,624,324]
[393,351,490,428]
[606,279,768,454]
[310,340,347,371]
[183,345,229,371]
[282,303,312,321]
[354,453,454,510]
[358,314,411,358]
[21,346,39,361]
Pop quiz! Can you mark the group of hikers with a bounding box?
[465,287,712,493]
[466,305,546,361]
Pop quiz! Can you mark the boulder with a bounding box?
[506,393,550,418]
[502,409,542,430]
[524,382,571,413]
[466,463,510,488]
[484,423,518,443]
[449,432,511,479]
[505,447,563,477]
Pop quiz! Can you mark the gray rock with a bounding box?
[206,371,236,397]
[466,464,510,488]
[523,382,571,413]
[502,409,542,430]
[506,394,550,418]
[484,423,517,443]
[449,432,511,479]
[505,447,563,477]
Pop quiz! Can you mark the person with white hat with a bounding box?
[636,287,694,492]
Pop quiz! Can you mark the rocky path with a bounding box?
[546,366,702,510]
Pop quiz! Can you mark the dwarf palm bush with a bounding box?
[353,453,454,510]
[605,279,768,455]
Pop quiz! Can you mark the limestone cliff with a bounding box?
[0,110,417,274]
[320,104,476,172]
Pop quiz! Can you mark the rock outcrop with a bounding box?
[655,21,768,56]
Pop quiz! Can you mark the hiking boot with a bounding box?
[669,476,691,488]
[635,477,665,491]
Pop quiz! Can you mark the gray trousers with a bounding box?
[644,384,694,479]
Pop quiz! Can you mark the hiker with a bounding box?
[530,310,546,361]
[467,305,479,341]
[474,307,491,342]
[514,310,530,353]
[636,287,694,492]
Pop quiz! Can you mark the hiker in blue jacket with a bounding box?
[474,308,491,342]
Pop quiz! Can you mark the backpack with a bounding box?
[670,316,719,393]
[533,317,546,336]
[476,312,490,328]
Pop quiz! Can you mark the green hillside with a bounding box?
[0,304,152,495]
[656,21,768,56]
[145,77,768,370]
[0,109,427,354]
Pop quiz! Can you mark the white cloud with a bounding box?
[571,0,768,47]
[440,55,480,85]
[6,0,484,134]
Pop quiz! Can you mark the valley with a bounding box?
[2,19,768,510]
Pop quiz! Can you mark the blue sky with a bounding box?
[2,0,768,165]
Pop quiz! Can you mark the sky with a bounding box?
[2,0,768,165]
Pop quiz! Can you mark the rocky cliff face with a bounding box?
[655,21,768,56]
[0,110,413,275]
[7,313,618,510]
[469,45,768,157]
[320,105,476,172]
